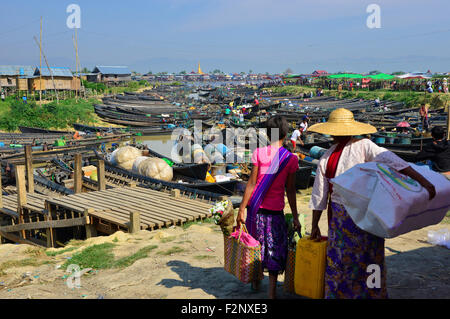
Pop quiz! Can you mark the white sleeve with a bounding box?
[363,139,410,171]
[309,158,329,211]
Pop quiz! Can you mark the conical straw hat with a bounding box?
[308,108,377,136]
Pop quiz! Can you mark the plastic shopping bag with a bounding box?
[331,162,450,238]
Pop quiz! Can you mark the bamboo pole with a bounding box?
[33,36,59,104]
[447,102,450,140]
[39,17,42,104]
[73,31,79,100]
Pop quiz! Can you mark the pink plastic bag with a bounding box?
[231,227,260,247]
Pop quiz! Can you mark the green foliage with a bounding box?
[156,246,185,256]
[127,81,141,90]
[45,246,79,256]
[59,243,161,270]
[0,98,97,131]
[62,243,116,270]
[82,80,107,93]
[113,245,158,268]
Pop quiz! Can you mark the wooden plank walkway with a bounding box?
[0,162,216,247]
[0,192,48,218]
[46,186,214,232]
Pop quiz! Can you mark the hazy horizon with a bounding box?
[1,0,449,74]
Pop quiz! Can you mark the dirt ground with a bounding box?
[0,191,448,299]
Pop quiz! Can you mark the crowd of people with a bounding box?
[280,76,449,94]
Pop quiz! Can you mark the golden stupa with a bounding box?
[197,62,204,75]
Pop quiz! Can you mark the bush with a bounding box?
[82,80,106,93]
[0,98,97,131]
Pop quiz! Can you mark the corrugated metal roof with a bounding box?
[0,65,35,76]
[35,67,73,77]
[93,66,131,75]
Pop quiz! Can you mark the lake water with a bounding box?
[130,134,175,158]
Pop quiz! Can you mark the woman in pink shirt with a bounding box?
[237,116,300,299]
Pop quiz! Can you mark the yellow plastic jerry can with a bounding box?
[294,236,328,299]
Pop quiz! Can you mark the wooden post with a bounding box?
[97,160,106,191]
[84,209,97,238]
[45,202,55,248]
[15,165,27,208]
[15,165,27,238]
[74,154,82,193]
[170,189,180,198]
[24,145,34,193]
[0,163,3,209]
[447,103,450,140]
[129,212,140,234]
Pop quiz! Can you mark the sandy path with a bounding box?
[0,193,448,299]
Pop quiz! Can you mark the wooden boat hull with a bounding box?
[95,151,237,196]
[18,126,71,134]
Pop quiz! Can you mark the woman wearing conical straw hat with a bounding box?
[308,108,436,299]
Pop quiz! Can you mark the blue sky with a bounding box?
[1,0,449,74]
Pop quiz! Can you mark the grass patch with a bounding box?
[193,255,215,260]
[114,245,158,268]
[45,246,79,257]
[0,258,50,276]
[182,218,215,230]
[66,239,85,247]
[62,243,116,270]
[59,243,160,270]
[160,236,176,243]
[24,247,46,257]
[175,240,192,244]
[156,246,185,256]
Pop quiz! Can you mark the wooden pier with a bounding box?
[0,148,216,248]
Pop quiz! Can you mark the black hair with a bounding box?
[266,115,289,142]
[431,126,445,140]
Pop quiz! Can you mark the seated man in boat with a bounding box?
[415,126,450,173]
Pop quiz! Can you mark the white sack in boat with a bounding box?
[110,146,142,170]
[138,157,173,181]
